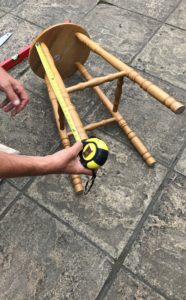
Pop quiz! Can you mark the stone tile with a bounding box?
[0,9,6,17]
[26,132,168,258]
[104,0,180,21]
[0,14,40,77]
[132,24,186,90]
[7,177,31,190]
[105,268,165,300]
[81,3,160,76]
[175,146,186,176]
[0,181,19,215]
[0,89,59,155]
[167,0,186,30]
[124,172,186,299]
[86,73,186,166]
[12,0,99,28]
[0,0,24,12]
[0,195,111,300]
[19,68,49,101]
[66,76,104,121]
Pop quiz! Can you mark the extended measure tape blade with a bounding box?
[35,42,81,141]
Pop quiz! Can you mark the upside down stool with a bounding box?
[29,23,185,194]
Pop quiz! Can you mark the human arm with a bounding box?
[0,67,29,116]
[0,142,92,178]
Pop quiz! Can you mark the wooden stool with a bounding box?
[29,23,185,193]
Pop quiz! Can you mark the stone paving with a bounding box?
[0,0,186,299]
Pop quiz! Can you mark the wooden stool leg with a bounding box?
[113,76,124,112]
[76,63,156,167]
[40,42,88,141]
[76,33,185,114]
[45,76,84,194]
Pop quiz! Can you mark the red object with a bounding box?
[0,44,31,71]
[0,20,71,71]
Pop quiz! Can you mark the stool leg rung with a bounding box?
[76,62,156,167]
[67,117,116,137]
[66,70,126,93]
[75,32,185,114]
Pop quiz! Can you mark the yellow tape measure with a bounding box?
[35,42,109,170]
[35,42,80,141]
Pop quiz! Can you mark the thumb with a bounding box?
[70,142,83,157]
[5,85,20,106]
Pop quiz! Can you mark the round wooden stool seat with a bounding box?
[29,23,90,79]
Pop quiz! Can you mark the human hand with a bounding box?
[46,142,93,176]
[0,67,29,116]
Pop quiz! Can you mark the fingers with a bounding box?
[70,141,83,155]
[0,80,29,116]
[2,102,14,112]
[64,141,83,161]
[58,142,92,176]
[77,161,93,176]
[12,81,29,115]
[0,98,9,108]
[0,97,19,116]
[68,142,93,175]
[1,83,20,106]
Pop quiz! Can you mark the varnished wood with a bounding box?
[45,76,84,194]
[76,32,185,114]
[67,117,116,137]
[29,23,186,192]
[29,23,90,79]
[40,42,88,142]
[113,77,124,112]
[66,71,126,93]
[77,62,156,167]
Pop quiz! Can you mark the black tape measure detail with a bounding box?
[80,138,109,170]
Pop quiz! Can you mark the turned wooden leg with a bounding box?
[75,32,185,114]
[40,42,88,142]
[45,76,84,193]
[76,62,156,167]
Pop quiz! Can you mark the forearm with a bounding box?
[0,151,49,178]
[0,142,92,178]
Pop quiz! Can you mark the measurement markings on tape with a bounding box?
[35,42,81,141]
